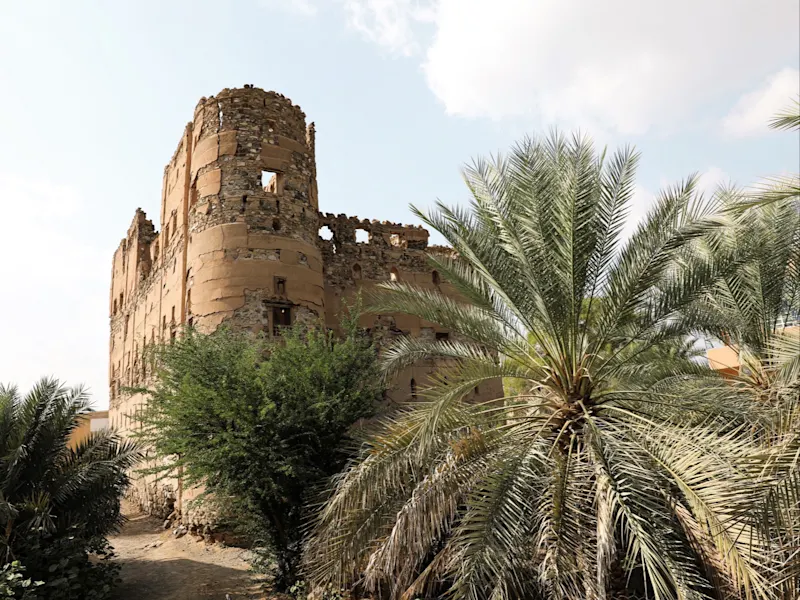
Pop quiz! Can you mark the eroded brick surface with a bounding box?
[108,86,502,521]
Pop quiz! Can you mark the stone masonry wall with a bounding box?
[109,86,503,528]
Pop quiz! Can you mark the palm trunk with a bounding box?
[596,469,615,600]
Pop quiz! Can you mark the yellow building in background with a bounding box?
[68,410,110,450]
[706,324,799,376]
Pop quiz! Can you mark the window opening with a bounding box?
[410,378,417,399]
[390,267,399,282]
[262,169,284,194]
[275,277,286,295]
[352,264,362,280]
[272,306,291,336]
[355,228,369,244]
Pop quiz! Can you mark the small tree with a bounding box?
[135,307,384,589]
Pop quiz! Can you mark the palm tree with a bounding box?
[305,133,777,600]
[0,377,139,562]
[769,98,800,132]
[682,113,800,597]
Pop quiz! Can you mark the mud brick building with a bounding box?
[108,85,502,517]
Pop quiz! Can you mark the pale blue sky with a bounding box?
[0,0,798,408]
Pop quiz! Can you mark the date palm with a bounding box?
[682,117,800,597]
[305,133,776,600]
[0,377,139,559]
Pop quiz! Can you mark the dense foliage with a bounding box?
[0,379,139,600]
[135,308,385,589]
[305,131,800,600]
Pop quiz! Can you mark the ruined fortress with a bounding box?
[109,85,502,516]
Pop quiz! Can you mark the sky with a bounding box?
[0,0,798,409]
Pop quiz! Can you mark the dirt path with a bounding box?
[110,503,266,600]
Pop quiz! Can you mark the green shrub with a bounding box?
[136,305,385,590]
[0,561,42,599]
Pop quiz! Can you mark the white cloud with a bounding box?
[0,173,109,408]
[721,68,800,137]
[343,0,799,135]
[696,167,729,196]
[342,0,435,56]
[259,0,318,17]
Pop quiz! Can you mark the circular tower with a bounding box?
[185,86,324,334]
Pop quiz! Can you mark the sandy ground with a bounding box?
[110,502,267,600]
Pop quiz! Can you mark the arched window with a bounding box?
[352,263,362,280]
[112,299,117,315]
[272,218,281,231]
[432,270,441,285]
[410,378,417,399]
[390,267,399,282]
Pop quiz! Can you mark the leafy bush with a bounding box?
[136,306,384,589]
[0,379,139,599]
[0,562,42,599]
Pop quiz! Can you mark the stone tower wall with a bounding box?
[185,87,324,335]
[108,86,502,522]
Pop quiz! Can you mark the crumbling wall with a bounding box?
[109,85,502,528]
[186,87,325,333]
[316,213,503,405]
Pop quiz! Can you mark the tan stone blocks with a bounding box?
[260,142,293,171]
[196,169,221,197]
[275,135,307,155]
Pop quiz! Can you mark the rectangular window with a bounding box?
[272,306,291,336]
[435,332,450,341]
[274,277,286,295]
[261,169,284,194]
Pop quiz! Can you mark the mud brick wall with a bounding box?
[108,86,503,522]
